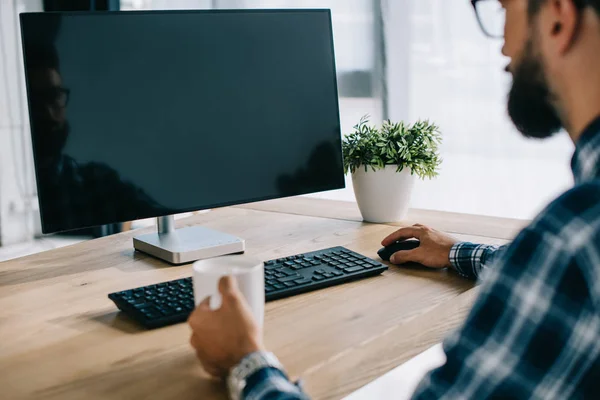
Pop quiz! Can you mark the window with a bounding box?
[120,0,577,221]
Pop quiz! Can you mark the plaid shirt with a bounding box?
[236,117,600,400]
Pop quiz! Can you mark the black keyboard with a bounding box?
[108,246,387,328]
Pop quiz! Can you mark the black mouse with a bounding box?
[377,239,420,262]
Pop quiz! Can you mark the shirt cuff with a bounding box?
[242,366,305,400]
[228,351,302,400]
[449,242,499,280]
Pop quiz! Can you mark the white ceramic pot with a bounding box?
[351,165,415,223]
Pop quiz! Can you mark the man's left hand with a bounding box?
[188,275,264,378]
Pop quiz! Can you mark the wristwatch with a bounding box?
[227,351,285,400]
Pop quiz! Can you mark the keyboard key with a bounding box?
[174,307,184,313]
[332,271,343,276]
[139,306,159,314]
[277,258,285,263]
[294,278,312,285]
[313,275,325,281]
[310,261,320,266]
[145,312,161,320]
[281,267,296,276]
[301,262,312,268]
[266,286,275,292]
[284,282,296,287]
[346,263,358,268]
[284,261,294,267]
[277,275,300,283]
[265,264,280,271]
[275,273,285,278]
[273,284,285,290]
[167,302,179,308]
[316,269,326,274]
[344,266,365,273]
[323,273,334,278]
[267,279,277,285]
[366,260,380,266]
[264,260,276,266]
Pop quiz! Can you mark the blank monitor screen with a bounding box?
[20,10,344,234]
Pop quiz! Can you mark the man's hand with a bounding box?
[188,275,264,378]
[381,224,458,268]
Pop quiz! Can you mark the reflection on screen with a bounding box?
[21,10,344,233]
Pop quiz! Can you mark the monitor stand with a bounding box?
[133,215,245,264]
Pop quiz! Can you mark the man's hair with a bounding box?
[24,42,60,72]
[529,0,600,16]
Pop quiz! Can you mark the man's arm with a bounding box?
[381,224,508,280]
[409,221,597,399]
[238,363,307,400]
[187,276,309,400]
[448,242,508,280]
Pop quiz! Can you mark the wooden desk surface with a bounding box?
[0,198,518,400]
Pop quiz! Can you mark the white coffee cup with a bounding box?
[192,255,265,327]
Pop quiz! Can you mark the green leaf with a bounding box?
[342,114,443,180]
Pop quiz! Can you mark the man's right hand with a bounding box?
[381,224,459,268]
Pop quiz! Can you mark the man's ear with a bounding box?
[545,0,581,55]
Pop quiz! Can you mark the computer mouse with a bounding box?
[377,239,420,262]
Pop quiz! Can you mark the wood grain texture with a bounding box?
[237,197,529,240]
[0,199,509,400]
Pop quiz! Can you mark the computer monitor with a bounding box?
[20,9,344,263]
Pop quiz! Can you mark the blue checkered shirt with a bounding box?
[235,117,600,400]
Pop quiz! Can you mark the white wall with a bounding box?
[0,0,42,246]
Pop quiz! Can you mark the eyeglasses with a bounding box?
[471,0,506,39]
[32,87,70,109]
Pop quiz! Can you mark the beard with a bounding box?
[33,119,70,165]
[507,38,563,139]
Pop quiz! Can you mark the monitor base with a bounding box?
[133,217,245,264]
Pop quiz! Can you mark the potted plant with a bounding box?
[342,116,442,223]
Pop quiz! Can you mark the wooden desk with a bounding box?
[0,198,520,400]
